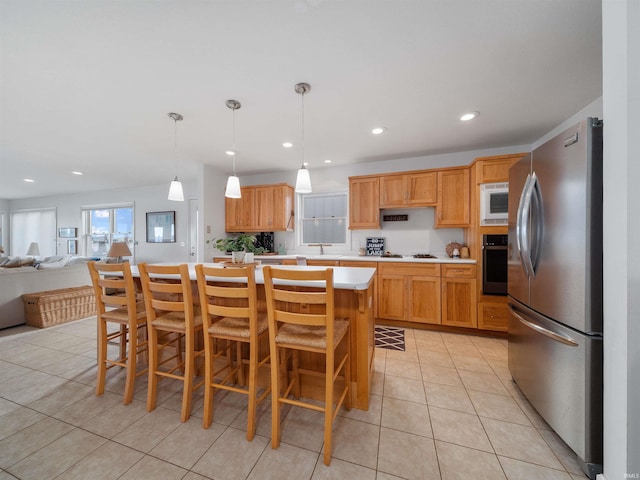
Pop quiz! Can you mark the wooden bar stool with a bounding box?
[262,266,351,466]
[88,261,148,405]
[138,263,204,422]
[195,264,271,440]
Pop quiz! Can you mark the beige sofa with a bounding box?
[0,259,93,329]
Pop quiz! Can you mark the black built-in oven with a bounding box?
[482,234,508,295]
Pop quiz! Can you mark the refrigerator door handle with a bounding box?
[509,305,579,347]
[529,175,544,273]
[516,173,537,278]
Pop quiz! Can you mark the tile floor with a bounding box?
[0,318,589,480]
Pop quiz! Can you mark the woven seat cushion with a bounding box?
[209,313,268,339]
[151,311,203,331]
[275,318,349,349]
[101,301,146,324]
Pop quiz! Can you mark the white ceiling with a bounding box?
[0,0,602,200]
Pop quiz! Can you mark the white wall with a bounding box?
[200,164,228,262]
[8,180,197,263]
[601,1,640,479]
[531,97,603,150]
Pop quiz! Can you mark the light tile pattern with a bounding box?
[0,318,588,479]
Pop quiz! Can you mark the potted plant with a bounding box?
[207,234,267,262]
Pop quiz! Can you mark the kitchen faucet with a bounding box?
[309,243,331,255]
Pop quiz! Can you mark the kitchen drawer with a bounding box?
[340,260,378,269]
[378,262,440,277]
[441,264,476,278]
[306,260,340,267]
[478,302,509,331]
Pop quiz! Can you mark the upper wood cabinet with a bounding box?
[225,183,294,232]
[476,154,525,184]
[225,187,255,232]
[379,172,437,208]
[435,168,470,228]
[349,177,380,229]
[255,184,293,231]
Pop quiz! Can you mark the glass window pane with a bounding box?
[301,218,346,244]
[300,193,347,246]
[84,206,134,257]
[115,208,133,234]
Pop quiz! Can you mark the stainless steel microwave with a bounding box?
[480,182,508,225]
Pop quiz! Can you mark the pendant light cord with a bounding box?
[232,106,237,176]
[300,90,305,169]
[174,117,178,176]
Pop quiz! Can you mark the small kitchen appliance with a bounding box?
[480,182,509,225]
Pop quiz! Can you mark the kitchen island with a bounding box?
[131,263,377,410]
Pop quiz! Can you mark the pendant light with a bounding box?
[167,112,184,201]
[224,99,242,199]
[294,82,312,193]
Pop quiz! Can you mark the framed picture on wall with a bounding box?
[67,240,77,254]
[146,211,176,243]
[58,227,77,238]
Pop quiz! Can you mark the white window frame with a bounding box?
[0,210,6,254]
[81,203,134,259]
[296,192,350,249]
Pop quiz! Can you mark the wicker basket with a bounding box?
[22,286,96,328]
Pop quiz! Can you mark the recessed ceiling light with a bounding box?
[371,127,386,135]
[303,162,309,166]
[72,171,83,175]
[282,142,293,148]
[324,159,332,164]
[460,111,479,121]
[225,150,236,156]
[23,178,35,183]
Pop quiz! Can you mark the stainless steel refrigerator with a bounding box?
[508,118,603,479]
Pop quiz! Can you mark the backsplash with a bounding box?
[274,208,464,257]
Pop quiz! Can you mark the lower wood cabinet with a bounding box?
[377,262,478,328]
[441,264,477,328]
[378,274,406,320]
[477,301,509,332]
[410,276,441,324]
[378,263,441,324]
[441,278,477,328]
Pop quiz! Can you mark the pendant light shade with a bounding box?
[167,112,184,202]
[225,175,241,198]
[295,166,312,193]
[168,177,184,201]
[294,82,312,193]
[225,99,242,199]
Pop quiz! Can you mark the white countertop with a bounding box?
[214,254,476,264]
[131,263,376,291]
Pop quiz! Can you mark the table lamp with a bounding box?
[26,242,40,258]
[107,242,132,263]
